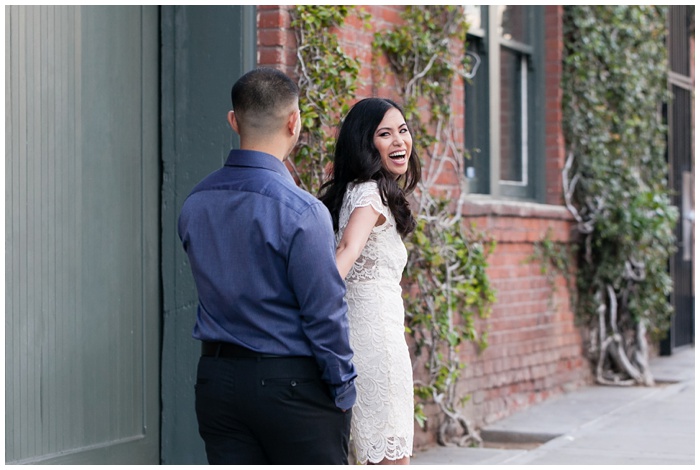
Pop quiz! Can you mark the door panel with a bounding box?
[5,6,160,464]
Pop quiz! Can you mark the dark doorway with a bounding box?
[661,5,694,354]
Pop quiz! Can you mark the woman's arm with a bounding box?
[335,205,386,279]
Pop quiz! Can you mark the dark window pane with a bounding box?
[499,47,524,183]
[464,38,490,194]
[500,5,528,44]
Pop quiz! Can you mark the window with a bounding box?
[464,5,545,201]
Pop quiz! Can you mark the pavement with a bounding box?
[411,345,696,466]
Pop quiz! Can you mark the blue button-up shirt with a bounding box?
[178,149,356,408]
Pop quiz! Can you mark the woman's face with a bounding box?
[373,107,412,179]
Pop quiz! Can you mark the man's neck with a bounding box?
[238,138,290,162]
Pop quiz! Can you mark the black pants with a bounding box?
[195,353,352,464]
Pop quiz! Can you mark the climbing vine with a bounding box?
[290,5,365,193]
[374,6,495,447]
[562,6,678,386]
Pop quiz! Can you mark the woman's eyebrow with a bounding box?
[375,122,407,133]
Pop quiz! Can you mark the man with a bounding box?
[178,67,357,465]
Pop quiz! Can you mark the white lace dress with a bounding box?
[337,181,414,464]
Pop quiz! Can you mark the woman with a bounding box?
[319,98,421,465]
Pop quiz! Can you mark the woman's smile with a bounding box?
[374,108,412,178]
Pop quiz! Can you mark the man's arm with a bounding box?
[287,203,357,410]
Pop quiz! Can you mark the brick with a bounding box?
[258,9,286,29]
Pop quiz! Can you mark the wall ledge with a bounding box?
[462,195,575,221]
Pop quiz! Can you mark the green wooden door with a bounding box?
[159,6,256,463]
[5,6,160,463]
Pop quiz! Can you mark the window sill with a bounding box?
[461,195,574,221]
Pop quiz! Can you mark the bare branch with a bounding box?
[405,53,439,97]
[624,259,646,282]
[607,284,620,336]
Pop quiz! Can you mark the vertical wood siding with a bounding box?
[5,6,159,464]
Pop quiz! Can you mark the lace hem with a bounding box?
[352,436,413,464]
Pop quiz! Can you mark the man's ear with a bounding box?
[287,109,301,136]
[228,110,239,134]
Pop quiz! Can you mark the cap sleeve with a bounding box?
[348,181,388,218]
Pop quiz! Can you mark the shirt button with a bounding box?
[290,380,297,387]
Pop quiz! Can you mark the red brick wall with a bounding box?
[256,6,455,109]
[257,5,591,450]
[257,6,296,77]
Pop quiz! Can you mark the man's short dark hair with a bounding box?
[231,67,299,135]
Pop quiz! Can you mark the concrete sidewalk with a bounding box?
[411,345,695,466]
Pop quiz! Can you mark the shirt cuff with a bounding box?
[331,379,356,410]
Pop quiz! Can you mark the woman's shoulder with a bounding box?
[346,180,387,214]
[347,179,379,195]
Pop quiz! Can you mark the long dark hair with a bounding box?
[318,98,421,237]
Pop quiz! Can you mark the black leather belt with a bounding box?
[201,341,283,359]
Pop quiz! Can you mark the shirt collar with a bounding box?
[224,149,295,183]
